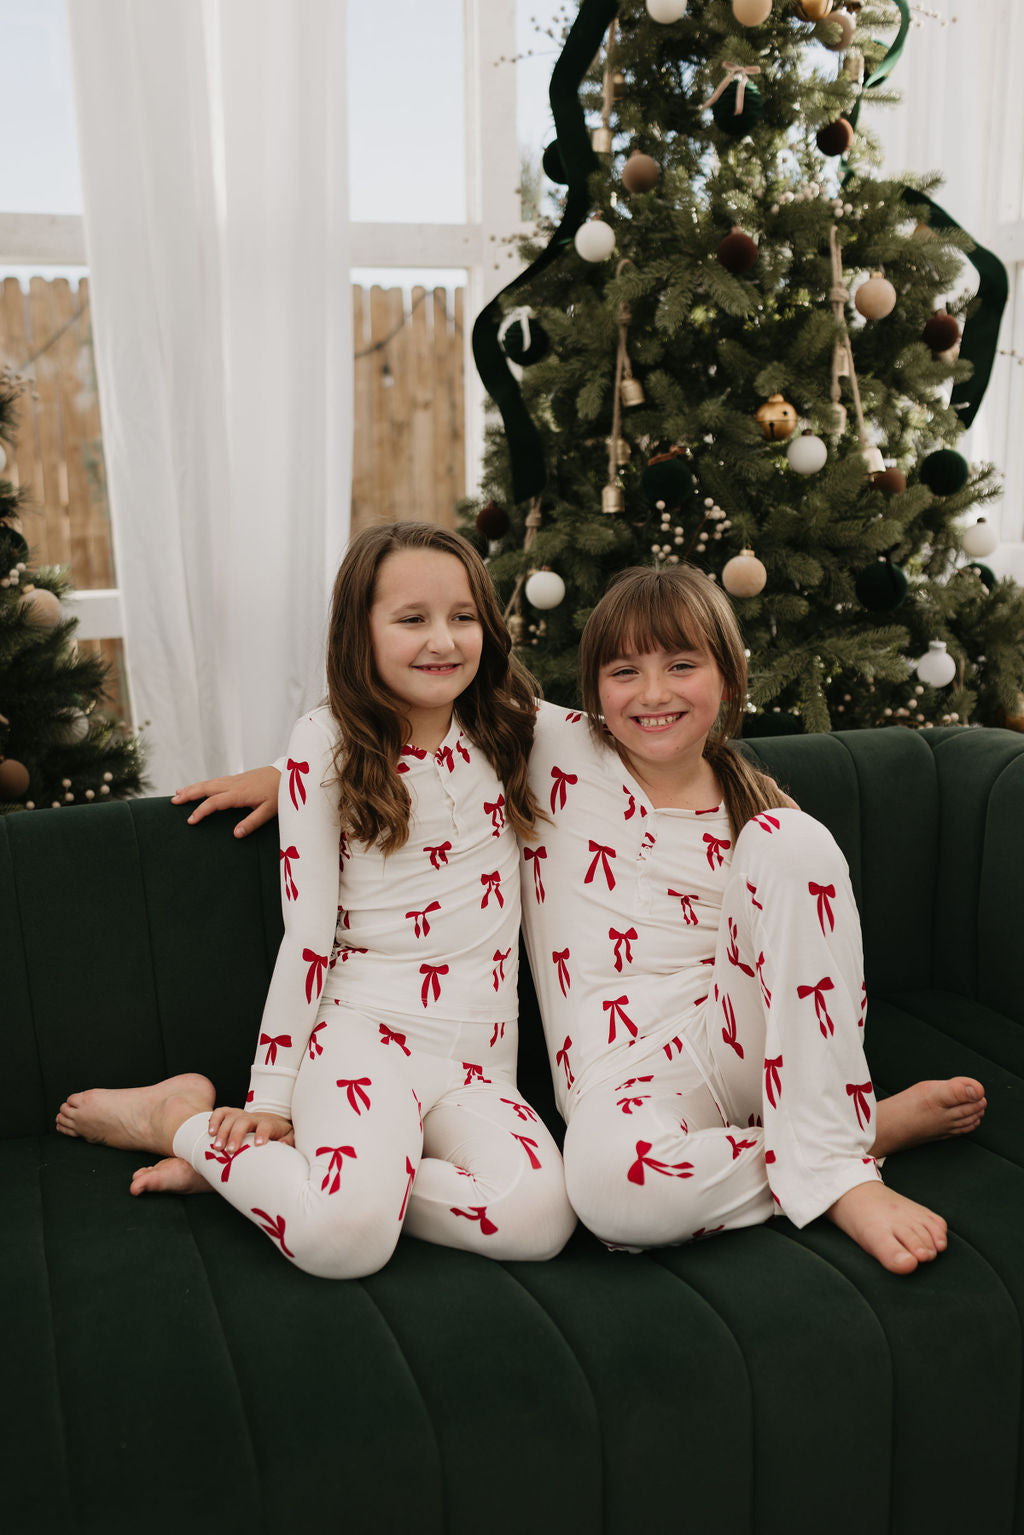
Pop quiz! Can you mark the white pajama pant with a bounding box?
[174,1007,576,1279]
[561,809,882,1249]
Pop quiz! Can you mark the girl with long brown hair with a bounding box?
[57,523,575,1278]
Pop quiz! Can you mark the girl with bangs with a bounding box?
[524,564,983,1275]
[57,523,575,1279]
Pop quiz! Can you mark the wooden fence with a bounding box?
[0,278,467,725]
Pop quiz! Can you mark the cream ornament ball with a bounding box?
[855,272,897,321]
[524,569,566,611]
[19,587,62,628]
[916,641,957,689]
[961,518,999,558]
[645,0,687,20]
[722,549,767,597]
[732,0,772,23]
[574,217,616,263]
[786,431,827,474]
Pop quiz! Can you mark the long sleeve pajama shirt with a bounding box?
[173,707,575,1277]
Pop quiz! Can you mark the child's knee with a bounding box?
[736,806,846,879]
[278,1201,401,1280]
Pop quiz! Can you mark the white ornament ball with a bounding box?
[574,218,616,263]
[961,519,999,557]
[645,0,687,19]
[786,432,828,475]
[732,0,772,23]
[854,273,897,321]
[722,549,767,598]
[19,588,63,628]
[916,641,956,689]
[524,569,566,610]
[56,708,90,744]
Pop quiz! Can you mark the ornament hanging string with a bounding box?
[607,260,634,488]
[471,0,621,503]
[502,497,544,630]
[702,62,762,115]
[829,226,870,451]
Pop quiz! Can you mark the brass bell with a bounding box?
[607,435,632,466]
[602,482,625,515]
[508,613,525,645]
[620,376,645,408]
[592,126,614,155]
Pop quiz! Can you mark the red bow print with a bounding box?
[204,1144,250,1183]
[286,758,308,811]
[556,1037,574,1088]
[603,995,638,1044]
[668,889,699,926]
[627,1140,694,1186]
[338,831,351,864]
[302,949,328,1003]
[609,926,637,972]
[585,841,617,891]
[397,744,428,775]
[727,1134,757,1160]
[552,948,571,996]
[379,1023,412,1056]
[484,795,506,837]
[662,1036,684,1061]
[462,1062,491,1086]
[639,830,656,859]
[763,1148,782,1207]
[721,994,743,1059]
[413,1089,423,1131]
[797,976,836,1037]
[316,1143,357,1194]
[399,1155,416,1221]
[336,1077,372,1115]
[435,745,455,773]
[501,1097,538,1123]
[703,833,731,870]
[859,981,867,1028]
[622,784,648,821]
[691,1225,726,1240]
[617,1095,651,1115]
[549,765,578,813]
[764,1055,783,1108]
[846,1080,874,1130]
[405,901,441,939]
[455,735,471,763]
[336,944,368,964]
[423,841,452,869]
[756,952,772,1008]
[489,1020,506,1047]
[450,1205,499,1236]
[279,846,299,902]
[512,1133,542,1169]
[753,813,780,834]
[492,947,511,992]
[419,963,449,1007]
[524,844,547,902]
[566,711,583,723]
[251,1208,294,1257]
[260,1032,292,1066]
[616,1075,654,1092]
[746,880,763,911]
[308,1020,326,1060]
[480,870,504,908]
[726,916,755,977]
[809,881,836,935]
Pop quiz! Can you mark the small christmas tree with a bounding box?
[467,0,1024,734]
[0,372,145,811]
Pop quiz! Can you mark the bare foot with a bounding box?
[873,1077,986,1158]
[55,1073,215,1156]
[130,1156,210,1197]
[828,1181,947,1274]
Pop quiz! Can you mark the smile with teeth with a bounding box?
[633,712,684,728]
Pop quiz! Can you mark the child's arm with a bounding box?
[172,766,282,837]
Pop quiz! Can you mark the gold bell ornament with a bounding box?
[620,375,645,408]
[592,125,614,155]
[755,394,798,441]
[603,482,626,514]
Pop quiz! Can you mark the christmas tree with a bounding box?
[467,0,1024,734]
[0,372,145,811]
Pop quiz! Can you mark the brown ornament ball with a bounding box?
[795,0,833,18]
[755,394,798,441]
[622,152,660,194]
[717,227,759,274]
[816,117,854,156]
[923,310,961,353]
[872,466,907,496]
[19,587,62,628]
[475,500,510,540]
[817,9,855,48]
[855,272,897,320]
[0,757,30,799]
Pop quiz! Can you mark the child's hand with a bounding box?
[172,766,282,837]
[209,1106,293,1153]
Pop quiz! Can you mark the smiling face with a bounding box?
[597,644,727,785]
[368,548,484,747]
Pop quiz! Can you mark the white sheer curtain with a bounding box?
[65,0,351,792]
[869,0,1024,568]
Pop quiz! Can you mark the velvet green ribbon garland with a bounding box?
[471,0,620,503]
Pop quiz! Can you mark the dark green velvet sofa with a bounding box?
[4,724,1024,1535]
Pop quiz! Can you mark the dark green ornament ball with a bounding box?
[542,140,568,184]
[711,81,764,138]
[502,320,551,366]
[919,449,969,496]
[641,457,695,509]
[855,560,908,613]
[963,561,996,592]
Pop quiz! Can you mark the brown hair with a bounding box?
[325,521,540,853]
[577,564,789,839]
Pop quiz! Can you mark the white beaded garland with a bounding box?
[916,641,956,688]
